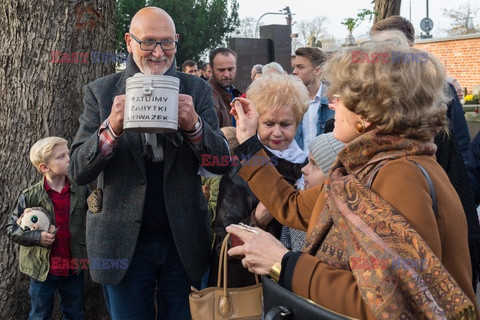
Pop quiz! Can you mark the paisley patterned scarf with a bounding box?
[304,130,475,319]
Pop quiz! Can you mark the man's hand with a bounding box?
[178,94,199,131]
[40,231,55,247]
[226,224,289,275]
[230,98,259,144]
[108,94,126,135]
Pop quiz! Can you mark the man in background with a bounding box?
[292,47,334,152]
[208,47,242,127]
[250,64,263,81]
[182,59,199,76]
[200,62,212,81]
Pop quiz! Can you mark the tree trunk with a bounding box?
[0,1,115,318]
[374,0,402,24]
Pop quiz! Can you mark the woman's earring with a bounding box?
[355,121,365,134]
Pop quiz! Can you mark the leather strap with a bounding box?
[217,233,260,289]
[366,160,438,218]
[408,160,438,217]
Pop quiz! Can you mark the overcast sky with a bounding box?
[236,0,477,40]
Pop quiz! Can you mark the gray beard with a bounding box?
[134,56,169,75]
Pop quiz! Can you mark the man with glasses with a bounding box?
[69,6,228,320]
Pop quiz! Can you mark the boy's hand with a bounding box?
[40,231,55,247]
[48,224,57,234]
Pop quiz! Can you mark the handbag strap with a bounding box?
[366,160,437,218]
[408,160,438,217]
[217,233,260,297]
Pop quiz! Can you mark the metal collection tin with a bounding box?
[124,73,179,133]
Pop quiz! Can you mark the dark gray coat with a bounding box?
[70,55,228,285]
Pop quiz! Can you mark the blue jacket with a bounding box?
[294,83,334,150]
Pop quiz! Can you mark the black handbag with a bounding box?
[262,276,353,320]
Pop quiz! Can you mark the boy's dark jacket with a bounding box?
[5,179,87,281]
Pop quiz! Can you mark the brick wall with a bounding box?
[414,34,480,94]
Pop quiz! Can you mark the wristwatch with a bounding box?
[104,118,121,138]
[184,117,201,133]
[269,262,282,283]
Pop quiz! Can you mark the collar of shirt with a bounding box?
[222,85,234,93]
[310,82,323,103]
[44,176,70,194]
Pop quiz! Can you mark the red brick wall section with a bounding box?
[414,35,480,95]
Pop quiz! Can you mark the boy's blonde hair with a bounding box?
[29,137,68,173]
[220,126,239,152]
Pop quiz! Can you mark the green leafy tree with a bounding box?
[0,0,115,318]
[342,9,377,32]
[116,0,146,52]
[116,0,240,66]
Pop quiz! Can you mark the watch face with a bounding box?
[186,119,201,132]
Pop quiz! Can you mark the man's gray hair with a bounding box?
[262,62,284,75]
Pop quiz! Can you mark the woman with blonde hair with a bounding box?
[209,73,309,287]
[227,32,479,319]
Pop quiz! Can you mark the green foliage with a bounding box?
[115,0,146,53]
[342,9,377,32]
[115,0,240,66]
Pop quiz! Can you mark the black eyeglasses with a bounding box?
[129,33,177,51]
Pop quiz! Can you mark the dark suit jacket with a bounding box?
[70,55,229,285]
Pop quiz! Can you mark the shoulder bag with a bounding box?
[189,233,263,319]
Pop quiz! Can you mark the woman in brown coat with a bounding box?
[227,31,480,319]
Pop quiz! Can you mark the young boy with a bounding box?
[284,132,344,251]
[301,132,344,190]
[5,137,88,320]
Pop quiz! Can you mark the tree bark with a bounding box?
[0,0,115,318]
[374,0,402,24]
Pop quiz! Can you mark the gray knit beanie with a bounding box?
[308,133,344,174]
